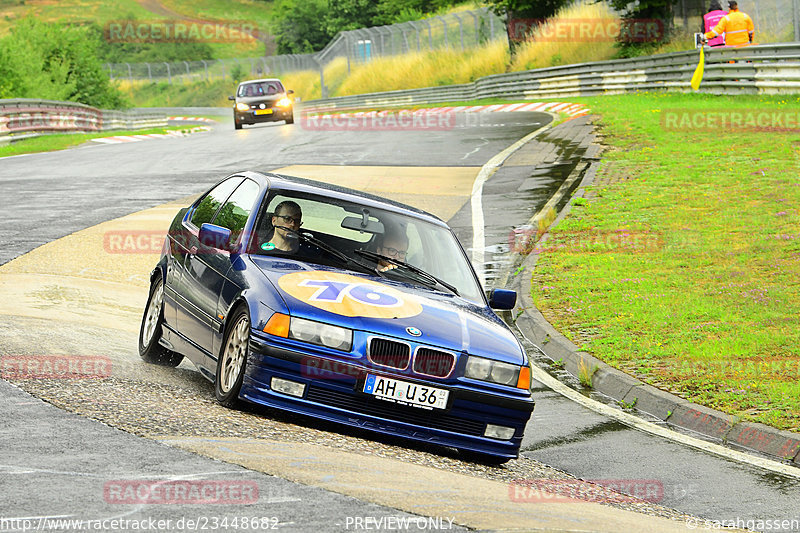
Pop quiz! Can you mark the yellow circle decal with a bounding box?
[278,271,423,319]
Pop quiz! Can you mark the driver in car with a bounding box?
[263,201,303,253]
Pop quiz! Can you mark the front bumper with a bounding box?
[235,107,292,124]
[241,331,535,459]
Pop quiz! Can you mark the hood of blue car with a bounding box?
[250,256,525,365]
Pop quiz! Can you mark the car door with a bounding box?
[174,177,243,365]
[203,178,262,368]
[182,178,261,372]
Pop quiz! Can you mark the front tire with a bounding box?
[215,307,250,408]
[234,121,242,130]
[139,276,183,367]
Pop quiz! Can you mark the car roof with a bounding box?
[236,170,447,227]
[238,78,283,86]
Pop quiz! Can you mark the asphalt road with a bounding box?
[2,112,799,531]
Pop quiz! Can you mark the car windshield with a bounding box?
[238,81,284,97]
[248,190,485,304]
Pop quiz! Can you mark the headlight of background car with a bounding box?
[465,355,530,389]
[289,317,352,351]
[235,102,250,112]
[276,97,292,108]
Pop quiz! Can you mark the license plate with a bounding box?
[255,109,273,115]
[363,374,448,410]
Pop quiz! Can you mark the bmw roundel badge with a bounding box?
[406,326,422,337]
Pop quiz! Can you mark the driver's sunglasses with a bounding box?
[276,214,302,226]
[381,246,407,259]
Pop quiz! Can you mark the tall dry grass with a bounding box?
[335,39,508,97]
[510,2,620,71]
[279,57,350,101]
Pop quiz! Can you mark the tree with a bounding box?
[483,0,571,53]
[0,18,124,108]
[610,0,678,55]
[325,0,381,34]
[270,0,333,54]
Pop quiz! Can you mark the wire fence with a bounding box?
[106,8,504,84]
[106,1,800,85]
[672,0,798,41]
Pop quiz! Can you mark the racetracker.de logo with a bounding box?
[509,227,668,255]
[509,479,664,504]
[507,18,664,43]
[661,109,800,133]
[0,355,112,379]
[105,20,258,43]
[104,480,259,504]
[300,111,457,131]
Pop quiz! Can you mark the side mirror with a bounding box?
[287,89,294,95]
[228,95,235,101]
[199,223,232,251]
[488,289,517,310]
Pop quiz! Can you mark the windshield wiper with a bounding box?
[354,249,459,296]
[294,231,376,275]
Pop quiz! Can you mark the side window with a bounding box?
[213,179,260,242]
[190,177,243,228]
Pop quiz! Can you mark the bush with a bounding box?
[0,17,125,108]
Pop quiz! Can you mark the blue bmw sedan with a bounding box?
[139,171,534,463]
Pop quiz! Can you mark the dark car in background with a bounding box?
[229,78,294,129]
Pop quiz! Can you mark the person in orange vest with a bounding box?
[703,0,754,47]
[702,0,727,47]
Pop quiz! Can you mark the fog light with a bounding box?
[270,377,305,398]
[484,424,515,440]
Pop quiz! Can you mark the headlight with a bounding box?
[465,355,527,388]
[289,317,352,351]
[235,102,250,112]
[276,97,292,108]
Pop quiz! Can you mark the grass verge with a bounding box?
[531,92,800,432]
[0,126,197,158]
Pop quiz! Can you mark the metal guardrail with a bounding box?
[300,43,800,111]
[0,99,167,141]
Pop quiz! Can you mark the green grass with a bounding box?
[0,0,158,36]
[119,79,236,107]
[531,92,800,432]
[0,0,272,57]
[0,125,196,158]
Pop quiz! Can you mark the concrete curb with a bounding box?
[507,118,800,470]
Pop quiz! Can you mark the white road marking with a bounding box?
[470,121,554,286]
[528,356,800,480]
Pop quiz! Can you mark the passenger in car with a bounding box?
[375,227,409,272]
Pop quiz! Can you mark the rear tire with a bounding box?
[215,307,250,408]
[139,277,183,367]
